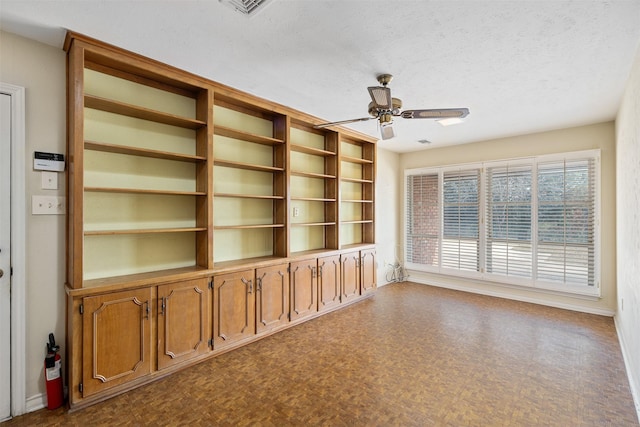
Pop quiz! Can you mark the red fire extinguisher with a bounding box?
[44,333,63,409]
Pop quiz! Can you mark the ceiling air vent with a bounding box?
[219,0,274,16]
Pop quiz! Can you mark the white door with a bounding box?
[0,92,12,420]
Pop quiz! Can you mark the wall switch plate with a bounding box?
[32,195,66,215]
[41,171,58,190]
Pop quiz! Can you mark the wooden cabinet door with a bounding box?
[360,249,377,294]
[81,288,152,397]
[289,259,317,322]
[318,255,341,312]
[341,251,361,303]
[213,270,255,349]
[256,264,289,334]
[158,278,211,370]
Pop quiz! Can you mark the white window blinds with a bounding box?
[537,158,596,287]
[405,150,599,296]
[406,173,439,266]
[485,164,532,278]
[442,170,480,272]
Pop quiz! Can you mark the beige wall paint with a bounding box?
[375,147,401,286]
[615,43,640,411]
[0,31,67,401]
[400,122,617,315]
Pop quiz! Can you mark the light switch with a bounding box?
[42,171,58,190]
[32,196,66,215]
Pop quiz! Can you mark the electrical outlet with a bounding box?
[293,207,300,217]
[32,195,66,215]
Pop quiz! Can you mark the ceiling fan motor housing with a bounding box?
[368,98,402,119]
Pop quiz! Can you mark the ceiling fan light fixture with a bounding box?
[380,124,395,140]
[437,117,465,126]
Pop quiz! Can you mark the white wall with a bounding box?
[0,31,67,406]
[399,122,617,315]
[375,147,401,286]
[615,43,640,413]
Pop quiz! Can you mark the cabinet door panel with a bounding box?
[290,259,317,321]
[256,264,289,333]
[341,251,360,302]
[82,288,152,397]
[360,249,377,294]
[213,270,255,349]
[318,255,341,312]
[158,278,211,370]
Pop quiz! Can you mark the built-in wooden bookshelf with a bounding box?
[289,123,338,254]
[64,31,376,411]
[339,136,375,246]
[212,96,287,263]
[70,52,212,286]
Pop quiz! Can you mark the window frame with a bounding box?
[404,149,601,298]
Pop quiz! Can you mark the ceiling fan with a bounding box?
[313,74,469,140]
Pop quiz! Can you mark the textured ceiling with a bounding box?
[1,0,639,152]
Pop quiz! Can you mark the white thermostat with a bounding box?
[34,151,65,172]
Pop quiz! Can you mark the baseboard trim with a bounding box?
[408,275,616,317]
[25,393,45,413]
[614,315,640,424]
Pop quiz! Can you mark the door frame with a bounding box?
[1,82,27,417]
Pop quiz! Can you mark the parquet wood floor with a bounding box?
[5,282,638,426]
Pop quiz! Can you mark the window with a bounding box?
[485,162,532,279]
[537,158,596,287]
[442,169,480,272]
[406,173,439,266]
[405,150,599,296]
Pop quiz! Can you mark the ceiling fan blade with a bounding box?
[313,116,374,129]
[400,108,470,119]
[367,86,392,109]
